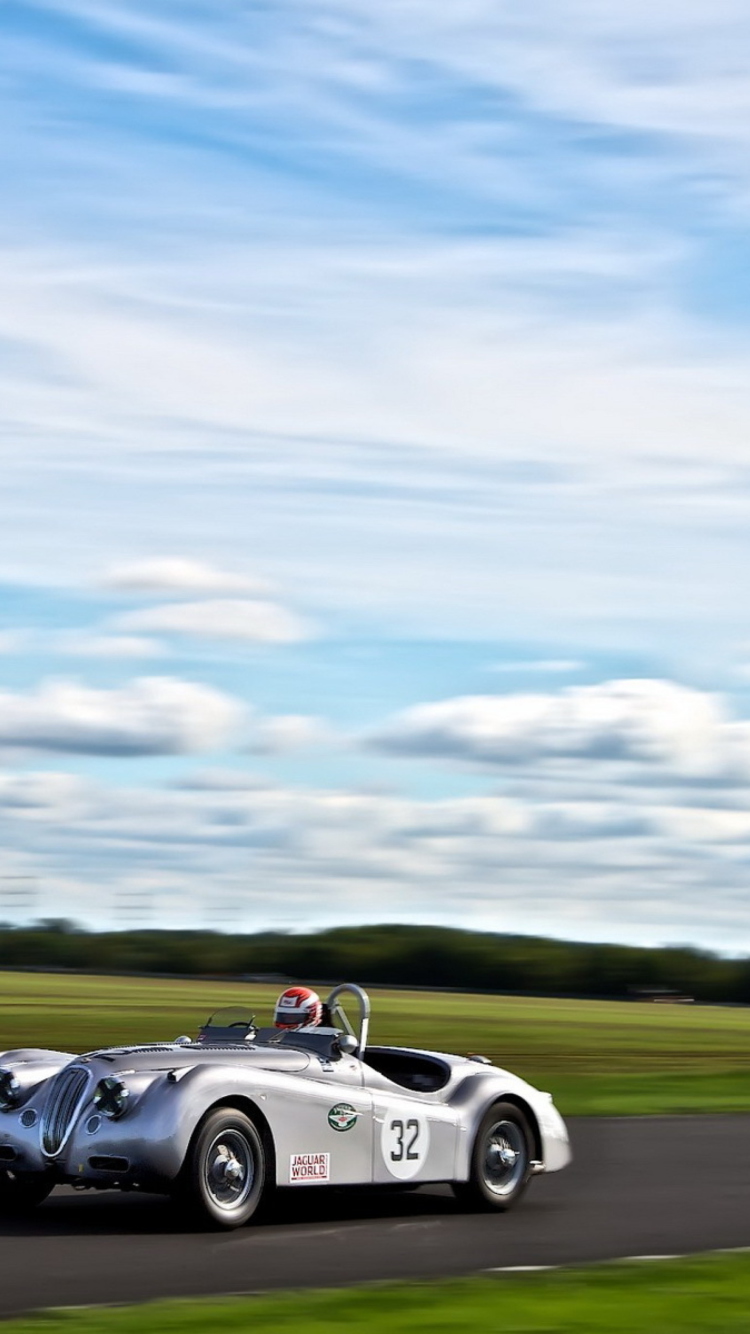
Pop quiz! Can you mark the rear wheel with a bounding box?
[454,1101,532,1212]
[178,1109,267,1229]
[0,1169,54,1214]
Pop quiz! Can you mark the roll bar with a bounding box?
[325,983,370,1057]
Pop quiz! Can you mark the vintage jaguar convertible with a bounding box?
[0,983,570,1227]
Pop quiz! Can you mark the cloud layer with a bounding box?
[3,5,750,948]
[2,757,750,946]
[0,671,749,946]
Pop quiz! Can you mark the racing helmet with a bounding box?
[274,986,323,1029]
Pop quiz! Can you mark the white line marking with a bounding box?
[483,1247,750,1276]
[624,1255,681,1262]
[486,1265,556,1273]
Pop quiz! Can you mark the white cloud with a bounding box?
[112,598,311,643]
[0,677,244,756]
[371,678,750,781]
[102,557,269,596]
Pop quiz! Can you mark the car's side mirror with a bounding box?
[337,1034,358,1056]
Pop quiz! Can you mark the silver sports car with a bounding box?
[0,984,571,1228]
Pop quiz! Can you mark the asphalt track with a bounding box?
[2,1115,750,1317]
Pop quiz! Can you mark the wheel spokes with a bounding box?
[483,1120,526,1196]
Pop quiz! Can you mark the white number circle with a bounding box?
[381,1112,430,1180]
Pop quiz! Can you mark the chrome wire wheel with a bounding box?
[453,1100,533,1212]
[203,1130,255,1211]
[181,1108,267,1228]
[481,1118,527,1197]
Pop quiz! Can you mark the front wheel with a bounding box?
[178,1109,267,1229]
[0,1170,54,1214]
[453,1101,532,1212]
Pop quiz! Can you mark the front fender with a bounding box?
[0,1049,77,1115]
[450,1070,571,1180]
[63,1062,289,1185]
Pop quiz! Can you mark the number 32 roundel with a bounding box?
[381,1111,430,1180]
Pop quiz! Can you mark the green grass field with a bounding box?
[4,1255,750,1334]
[2,970,750,1114]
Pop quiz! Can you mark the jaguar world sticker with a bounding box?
[290,1152,330,1183]
[327,1102,359,1132]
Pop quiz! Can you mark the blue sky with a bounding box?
[3,0,750,948]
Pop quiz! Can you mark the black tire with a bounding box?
[0,1169,54,1214]
[453,1101,532,1212]
[178,1109,267,1229]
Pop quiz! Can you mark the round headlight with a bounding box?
[93,1076,129,1119]
[0,1067,21,1111]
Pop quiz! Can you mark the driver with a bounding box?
[274,985,323,1029]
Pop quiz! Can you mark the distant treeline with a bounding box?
[0,920,749,1002]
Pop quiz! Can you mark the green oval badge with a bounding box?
[328,1102,359,1132]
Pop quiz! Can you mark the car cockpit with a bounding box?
[198,984,451,1093]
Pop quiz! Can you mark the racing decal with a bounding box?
[381,1111,430,1181]
[290,1152,330,1184]
[327,1102,359,1132]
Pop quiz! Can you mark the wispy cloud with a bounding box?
[0,631,33,655]
[248,715,337,755]
[102,557,269,596]
[488,659,585,675]
[54,633,166,659]
[112,598,312,644]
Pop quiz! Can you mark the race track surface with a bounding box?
[2,1116,750,1317]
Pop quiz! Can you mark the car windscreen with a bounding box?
[197,1006,256,1042]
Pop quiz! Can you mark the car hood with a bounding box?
[80,1041,313,1076]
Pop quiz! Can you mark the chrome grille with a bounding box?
[41,1066,90,1156]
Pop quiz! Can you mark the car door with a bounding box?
[268,1057,374,1188]
[371,1087,459,1185]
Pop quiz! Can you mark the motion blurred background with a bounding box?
[2,1,750,955]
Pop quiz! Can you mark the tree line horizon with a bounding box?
[1,920,748,1003]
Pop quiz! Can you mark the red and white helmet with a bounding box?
[274,986,323,1029]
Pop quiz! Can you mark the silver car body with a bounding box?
[0,985,570,1197]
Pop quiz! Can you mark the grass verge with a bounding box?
[2,970,750,1115]
[3,1254,750,1333]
